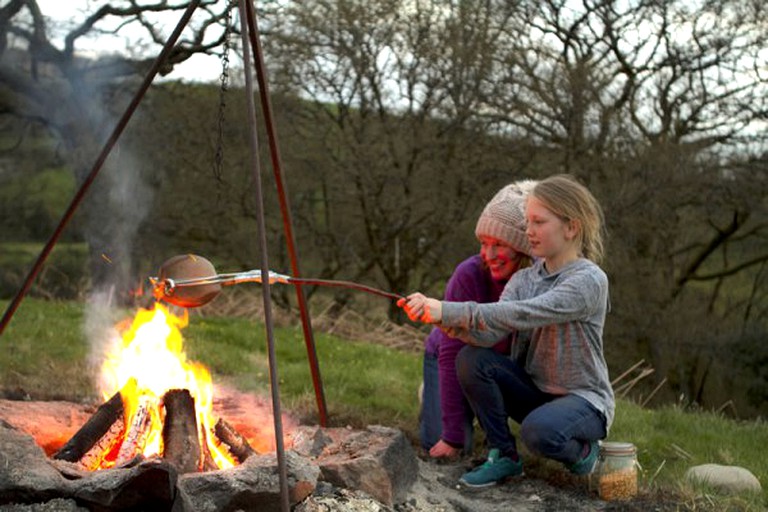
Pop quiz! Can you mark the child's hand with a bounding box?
[397,293,442,323]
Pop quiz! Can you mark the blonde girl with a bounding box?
[400,175,614,487]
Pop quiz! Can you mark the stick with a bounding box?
[641,377,667,407]
[611,359,646,387]
[115,397,153,465]
[162,389,201,473]
[214,417,256,463]
[53,391,124,463]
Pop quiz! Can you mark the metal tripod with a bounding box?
[0,2,329,510]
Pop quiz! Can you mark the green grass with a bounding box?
[0,298,422,433]
[0,242,89,299]
[0,298,91,400]
[184,314,422,431]
[1,298,766,510]
[609,400,767,509]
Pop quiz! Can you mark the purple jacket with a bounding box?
[424,255,512,446]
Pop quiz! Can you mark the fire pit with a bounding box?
[52,304,252,474]
[0,303,420,511]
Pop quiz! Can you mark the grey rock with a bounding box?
[1,413,419,511]
[0,499,87,511]
[291,426,334,458]
[70,458,177,510]
[310,425,418,506]
[685,464,762,494]
[294,488,393,512]
[0,424,176,510]
[173,450,319,512]
[0,424,69,503]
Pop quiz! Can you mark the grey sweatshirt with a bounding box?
[440,258,615,429]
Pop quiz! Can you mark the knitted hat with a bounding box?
[475,180,537,256]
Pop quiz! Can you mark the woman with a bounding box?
[420,180,536,459]
[403,175,614,487]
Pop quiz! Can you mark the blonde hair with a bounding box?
[530,175,606,264]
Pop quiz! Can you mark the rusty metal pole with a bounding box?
[0,0,202,337]
[243,0,329,426]
[236,1,289,510]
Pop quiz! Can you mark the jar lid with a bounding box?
[600,441,636,455]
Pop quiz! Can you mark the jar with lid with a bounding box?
[596,441,638,501]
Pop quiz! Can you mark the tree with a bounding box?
[0,0,234,297]
[268,0,768,409]
[469,0,768,407]
[266,0,538,318]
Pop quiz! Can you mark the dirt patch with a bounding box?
[397,455,682,512]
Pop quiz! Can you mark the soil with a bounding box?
[394,454,681,512]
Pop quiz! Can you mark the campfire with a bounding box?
[53,303,254,473]
[0,301,419,510]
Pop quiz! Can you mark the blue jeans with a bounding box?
[420,351,473,451]
[456,345,606,465]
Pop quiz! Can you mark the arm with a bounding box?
[441,269,606,346]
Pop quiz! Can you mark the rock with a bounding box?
[0,498,88,511]
[297,425,418,506]
[291,425,335,458]
[295,487,393,512]
[685,464,762,494]
[0,422,173,511]
[173,450,320,512]
[69,459,177,510]
[0,423,69,503]
[0,401,417,510]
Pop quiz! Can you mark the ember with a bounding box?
[54,303,244,473]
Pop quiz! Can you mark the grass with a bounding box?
[609,400,768,509]
[0,298,92,400]
[1,298,766,510]
[0,242,89,299]
[184,313,422,431]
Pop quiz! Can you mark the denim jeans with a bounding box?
[420,351,474,451]
[456,345,606,465]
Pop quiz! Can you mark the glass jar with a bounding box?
[596,441,638,501]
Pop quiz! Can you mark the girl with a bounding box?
[420,181,536,459]
[401,175,614,487]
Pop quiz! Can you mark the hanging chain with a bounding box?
[213,0,234,183]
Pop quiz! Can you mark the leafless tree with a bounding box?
[266,0,537,318]
[0,0,234,296]
[473,0,768,405]
[268,0,768,405]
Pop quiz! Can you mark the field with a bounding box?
[1,298,766,510]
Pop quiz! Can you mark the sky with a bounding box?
[36,0,224,83]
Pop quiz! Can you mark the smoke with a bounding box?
[84,289,122,398]
[80,102,154,396]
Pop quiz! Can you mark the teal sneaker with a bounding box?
[459,448,523,488]
[568,440,599,475]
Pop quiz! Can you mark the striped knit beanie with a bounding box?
[475,180,537,256]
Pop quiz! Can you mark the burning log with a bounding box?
[161,389,201,473]
[53,391,125,467]
[115,396,153,466]
[77,415,126,471]
[200,437,220,472]
[215,417,256,463]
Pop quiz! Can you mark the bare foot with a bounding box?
[429,439,460,459]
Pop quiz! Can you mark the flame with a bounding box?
[99,303,236,470]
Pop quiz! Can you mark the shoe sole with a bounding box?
[459,472,524,488]
[459,478,499,488]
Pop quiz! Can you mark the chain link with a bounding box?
[213,0,234,184]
